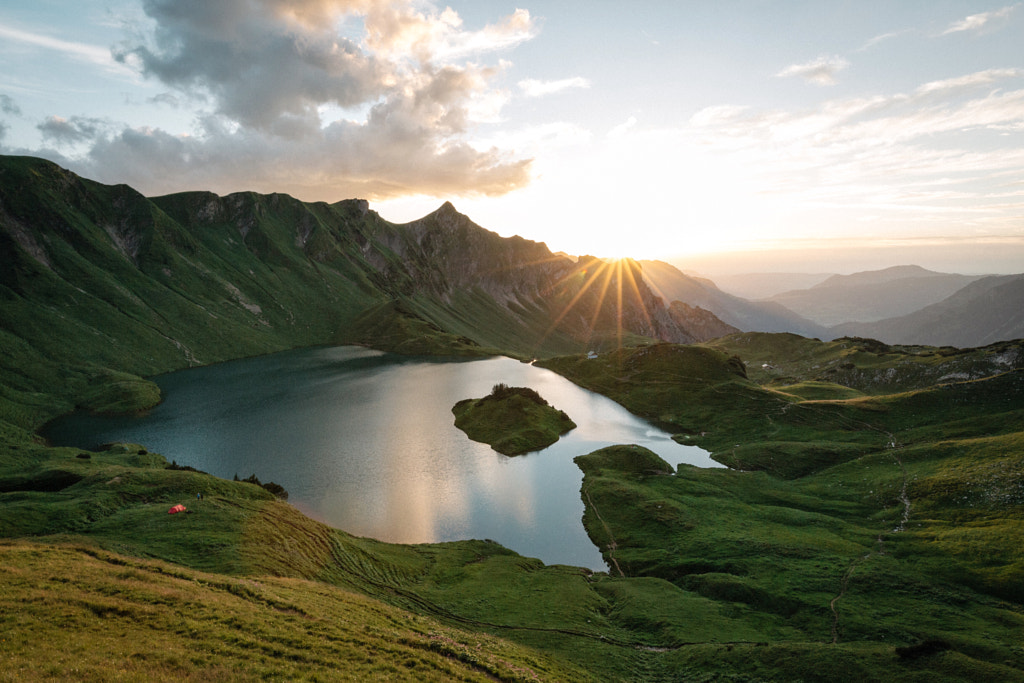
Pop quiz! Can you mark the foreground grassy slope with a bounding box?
[0,540,588,683]
[11,435,1022,682]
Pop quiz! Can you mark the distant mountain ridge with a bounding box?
[704,271,833,299]
[766,265,986,326]
[639,260,827,338]
[831,273,1024,347]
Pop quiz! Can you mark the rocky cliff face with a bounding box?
[668,301,741,342]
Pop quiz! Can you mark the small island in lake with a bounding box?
[452,383,576,456]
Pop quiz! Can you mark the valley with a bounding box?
[2,155,1024,681]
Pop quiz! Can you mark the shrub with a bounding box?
[488,383,548,406]
[237,473,289,501]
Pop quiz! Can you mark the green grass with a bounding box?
[0,539,588,682]
[452,385,577,455]
[531,336,1024,679]
[572,445,1024,681]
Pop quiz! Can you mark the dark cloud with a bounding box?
[37,116,109,146]
[1,94,21,115]
[78,98,530,200]
[147,92,187,108]
[119,0,383,130]
[81,0,537,199]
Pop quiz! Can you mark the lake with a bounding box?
[46,346,722,570]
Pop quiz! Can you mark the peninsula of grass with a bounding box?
[452,383,576,455]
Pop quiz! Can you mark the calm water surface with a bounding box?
[47,346,722,570]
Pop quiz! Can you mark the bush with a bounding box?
[895,639,951,660]
[235,473,289,501]
[488,383,548,406]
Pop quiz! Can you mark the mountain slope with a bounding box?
[831,274,1024,346]
[706,271,834,299]
[639,259,826,337]
[0,155,716,437]
[767,265,986,326]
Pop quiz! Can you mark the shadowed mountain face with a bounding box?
[638,260,827,338]
[766,265,986,326]
[0,156,732,411]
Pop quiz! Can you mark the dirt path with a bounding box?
[829,432,910,643]
[582,485,625,577]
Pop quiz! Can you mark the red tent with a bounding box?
[168,504,187,514]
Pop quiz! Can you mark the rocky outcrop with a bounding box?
[668,301,740,342]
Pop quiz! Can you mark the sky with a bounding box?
[1,1,1023,275]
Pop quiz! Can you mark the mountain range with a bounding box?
[0,154,737,419]
[831,273,1024,347]
[638,259,827,338]
[764,265,986,327]
[3,153,1022,399]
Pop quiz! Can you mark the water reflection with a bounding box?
[46,346,722,570]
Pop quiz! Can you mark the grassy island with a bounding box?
[452,383,576,455]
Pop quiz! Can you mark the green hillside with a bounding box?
[2,155,1024,680]
[540,340,1024,678]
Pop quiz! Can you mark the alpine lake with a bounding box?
[46,346,721,570]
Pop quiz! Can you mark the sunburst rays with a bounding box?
[538,257,656,352]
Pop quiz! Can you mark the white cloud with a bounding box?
[607,116,637,139]
[857,29,912,52]
[915,68,1024,97]
[0,24,106,63]
[623,68,1024,242]
[775,55,850,86]
[0,23,129,74]
[941,4,1017,35]
[518,77,591,98]
[32,0,538,200]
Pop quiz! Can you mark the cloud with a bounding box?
[0,94,21,116]
[673,68,1024,237]
[856,29,913,52]
[0,23,128,74]
[942,4,1017,35]
[518,77,591,98]
[76,114,531,201]
[37,116,110,146]
[914,68,1024,98]
[775,55,850,86]
[42,0,538,200]
[607,116,637,139]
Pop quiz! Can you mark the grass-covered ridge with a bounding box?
[531,338,1024,679]
[452,383,577,455]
